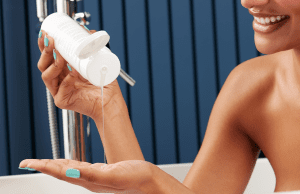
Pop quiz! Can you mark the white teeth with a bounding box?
[254,15,288,25]
[277,16,281,21]
[270,17,276,22]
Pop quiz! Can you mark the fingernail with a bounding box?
[53,49,57,60]
[18,167,36,171]
[84,25,89,31]
[38,29,42,38]
[26,167,36,171]
[44,35,49,47]
[67,64,72,71]
[66,168,80,178]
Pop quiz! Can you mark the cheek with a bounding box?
[278,0,300,12]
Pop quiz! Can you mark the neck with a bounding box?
[292,46,300,68]
[290,46,300,91]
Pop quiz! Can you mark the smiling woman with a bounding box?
[5,0,300,194]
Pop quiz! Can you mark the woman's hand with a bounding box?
[38,26,123,120]
[19,159,155,194]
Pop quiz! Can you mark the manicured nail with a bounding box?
[66,168,80,178]
[53,49,56,60]
[67,64,72,71]
[84,25,89,31]
[44,35,49,47]
[18,167,36,171]
[26,167,36,171]
[38,29,42,38]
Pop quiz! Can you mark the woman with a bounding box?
[19,0,300,193]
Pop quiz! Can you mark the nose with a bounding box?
[241,0,269,9]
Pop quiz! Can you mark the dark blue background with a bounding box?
[0,0,265,177]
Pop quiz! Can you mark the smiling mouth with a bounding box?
[253,15,290,26]
[252,16,290,34]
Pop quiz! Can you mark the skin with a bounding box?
[19,0,300,192]
[240,0,300,192]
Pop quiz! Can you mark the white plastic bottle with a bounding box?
[41,12,121,87]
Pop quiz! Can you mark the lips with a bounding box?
[254,16,290,26]
[252,16,290,34]
[248,9,290,19]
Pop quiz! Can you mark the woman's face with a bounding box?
[241,0,300,55]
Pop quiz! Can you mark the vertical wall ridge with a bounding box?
[24,0,36,161]
[144,0,157,165]
[0,0,11,176]
[167,0,179,164]
[98,0,103,30]
[233,0,241,66]
[189,0,201,150]
[211,0,220,94]
[121,0,132,122]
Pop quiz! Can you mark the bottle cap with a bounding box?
[74,31,110,59]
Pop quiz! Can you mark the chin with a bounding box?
[254,38,289,55]
[254,32,294,55]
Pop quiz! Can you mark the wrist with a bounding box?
[91,92,126,122]
[139,165,196,194]
[138,164,163,194]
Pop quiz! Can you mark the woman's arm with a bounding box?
[181,61,263,194]
[140,165,196,194]
[94,87,145,164]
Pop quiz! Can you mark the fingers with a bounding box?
[19,159,124,192]
[41,49,69,97]
[38,30,46,53]
[37,33,56,72]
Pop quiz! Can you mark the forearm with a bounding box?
[140,166,196,194]
[93,94,145,164]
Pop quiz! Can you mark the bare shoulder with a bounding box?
[181,55,278,193]
[226,54,278,140]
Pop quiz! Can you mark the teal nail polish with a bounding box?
[67,64,72,71]
[66,168,80,178]
[84,26,89,31]
[26,167,36,171]
[53,49,57,60]
[38,30,42,38]
[44,35,49,47]
[18,167,36,171]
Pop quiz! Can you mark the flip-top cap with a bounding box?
[74,31,110,59]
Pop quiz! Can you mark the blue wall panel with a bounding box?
[2,0,33,175]
[236,0,257,63]
[148,0,176,165]
[170,0,198,163]
[125,0,154,163]
[215,0,238,87]
[0,0,10,176]
[193,0,218,143]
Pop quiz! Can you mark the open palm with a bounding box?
[19,159,155,194]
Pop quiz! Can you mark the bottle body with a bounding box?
[80,47,121,87]
[41,12,120,87]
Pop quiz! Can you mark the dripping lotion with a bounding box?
[41,12,121,164]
